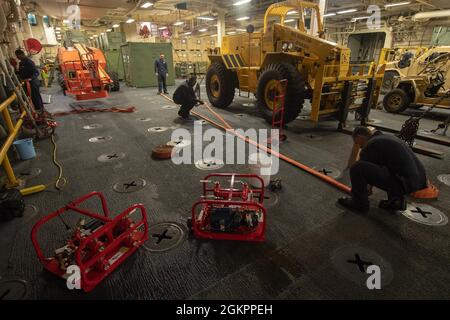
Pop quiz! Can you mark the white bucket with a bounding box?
[248,152,273,187]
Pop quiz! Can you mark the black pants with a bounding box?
[24,78,43,110]
[350,161,406,208]
[157,74,167,93]
[178,102,196,118]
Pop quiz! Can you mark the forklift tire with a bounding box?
[256,63,305,124]
[205,62,235,109]
[383,88,410,113]
[108,71,120,92]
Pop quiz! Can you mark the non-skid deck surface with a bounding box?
[0,81,449,299]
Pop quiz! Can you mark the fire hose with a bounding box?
[52,106,136,117]
[160,93,352,194]
[18,83,67,196]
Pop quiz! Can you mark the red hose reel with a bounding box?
[190,173,267,242]
[31,192,149,292]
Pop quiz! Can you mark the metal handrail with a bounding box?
[0,93,26,187]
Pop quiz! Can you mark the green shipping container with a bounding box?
[105,50,125,80]
[107,32,125,50]
[121,42,175,88]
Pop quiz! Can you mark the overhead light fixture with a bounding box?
[323,13,336,17]
[197,16,215,21]
[228,31,236,35]
[173,21,184,26]
[351,16,370,22]
[236,28,246,32]
[106,29,112,32]
[210,34,217,37]
[287,10,298,15]
[89,37,93,39]
[337,9,357,14]
[63,19,69,24]
[141,2,153,8]
[158,26,168,30]
[93,35,98,37]
[55,27,61,30]
[199,28,208,32]
[184,31,192,35]
[112,24,120,28]
[233,0,251,5]
[236,16,250,21]
[284,19,295,23]
[385,1,411,8]
[126,18,135,23]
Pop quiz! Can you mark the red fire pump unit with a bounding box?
[31,192,148,292]
[190,173,267,242]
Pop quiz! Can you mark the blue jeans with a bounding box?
[158,74,167,93]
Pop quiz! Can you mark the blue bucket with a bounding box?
[13,138,36,160]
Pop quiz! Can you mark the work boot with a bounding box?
[164,91,169,94]
[379,197,406,212]
[337,197,369,213]
[157,92,162,95]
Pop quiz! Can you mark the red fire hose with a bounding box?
[52,106,136,117]
[160,93,351,194]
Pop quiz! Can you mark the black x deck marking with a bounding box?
[320,169,332,175]
[411,207,432,218]
[346,253,373,273]
[107,154,118,159]
[123,181,137,189]
[152,229,172,244]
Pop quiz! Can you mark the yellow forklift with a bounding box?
[205,0,385,128]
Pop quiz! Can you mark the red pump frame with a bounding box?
[31,192,149,292]
[191,173,267,242]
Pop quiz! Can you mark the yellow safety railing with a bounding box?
[0,93,27,187]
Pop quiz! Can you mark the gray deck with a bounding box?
[1,81,449,299]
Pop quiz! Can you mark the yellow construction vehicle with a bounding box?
[383,47,450,113]
[378,46,450,95]
[205,0,385,127]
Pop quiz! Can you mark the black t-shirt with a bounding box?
[360,131,427,192]
[18,57,39,80]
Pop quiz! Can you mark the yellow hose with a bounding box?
[48,133,67,190]
[20,133,67,196]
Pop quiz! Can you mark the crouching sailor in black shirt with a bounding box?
[338,126,427,213]
[15,49,44,111]
[172,76,204,120]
